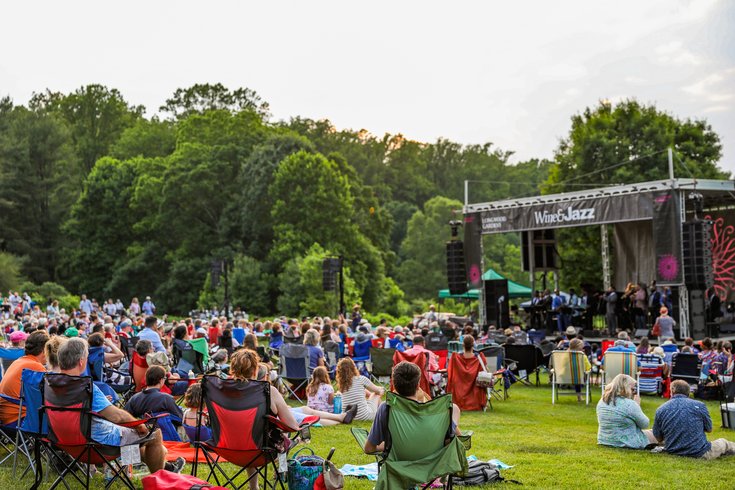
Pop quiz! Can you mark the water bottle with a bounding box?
[333,392,342,413]
[104,465,114,485]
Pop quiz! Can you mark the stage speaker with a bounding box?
[689,288,706,340]
[634,329,650,339]
[463,214,483,288]
[522,230,557,271]
[682,220,714,290]
[446,240,468,295]
[484,279,510,329]
[322,258,340,291]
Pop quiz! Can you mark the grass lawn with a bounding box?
[3,382,735,489]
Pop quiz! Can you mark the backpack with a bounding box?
[451,460,521,486]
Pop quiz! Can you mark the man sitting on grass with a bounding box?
[363,361,460,454]
[653,379,735,459]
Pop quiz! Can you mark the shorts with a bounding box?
[120,427,147,446]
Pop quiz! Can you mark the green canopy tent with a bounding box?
[438,268,532,300]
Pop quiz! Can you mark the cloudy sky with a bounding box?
[2,0,733,173]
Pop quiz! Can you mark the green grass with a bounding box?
[3,383,735,489]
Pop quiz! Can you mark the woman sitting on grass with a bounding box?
[336,357,384,421]
[596,373,657,449]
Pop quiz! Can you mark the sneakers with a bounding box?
[342,404,359,424]
[164,456,186,474]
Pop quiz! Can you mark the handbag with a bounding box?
[475,355,494,388]
[314,448,344,490]
[287,447,324,490]
[651,321,661,337]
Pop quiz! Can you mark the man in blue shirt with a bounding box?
[653,380,735,459]
[142,296,156,316]
[79,294,93,315]
[138,316,166,353]
[57,338,184,473]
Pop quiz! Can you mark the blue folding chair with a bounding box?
[84,346,131,405]
[352,340,372,361]
[0,348,25,380]
[154,412,182,442]
[1,369,49,487]
[232,328,245,346]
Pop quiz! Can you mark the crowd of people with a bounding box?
[0,289,734,487]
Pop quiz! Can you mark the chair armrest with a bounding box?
[351,427,382,456]
[265,414,319,433]
[0,393,20,405]
[90,412,168,428]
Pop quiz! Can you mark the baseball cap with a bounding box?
[64,327,80,338]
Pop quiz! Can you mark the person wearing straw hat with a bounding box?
[653,306,676,345]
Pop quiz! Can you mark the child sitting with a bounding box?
[306,366,334,413]
[181,382,210,442]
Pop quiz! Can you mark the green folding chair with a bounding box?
[351,392,469,490]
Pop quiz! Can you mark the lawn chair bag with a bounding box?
[287,447,324,490]
[142,469,227,489]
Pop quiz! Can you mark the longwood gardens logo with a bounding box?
[533,206,596,225]
[657,254,679,281]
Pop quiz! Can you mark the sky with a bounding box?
[1,0,733,174]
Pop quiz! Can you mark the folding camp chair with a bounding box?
[13,369,48,485]
[601,351,640,395]
[351,392,469,490]
[191,375,318,490]
[118,336,139,361]
[638,354,664,395]
[368,347,396,386]
[323,340,341,377]
[446,353,488,411]
[0,347,25,379]
[475,345,508,400]
[503,344,544,386]
[550,350,591,405]
[85,346,133,405]
[671,352,702,386]
[278,343,311,403]
[173,338,207,376]
[130,351,149,393]
[352,339,372,361]
[40,373,165,490]
[392,350,433,400]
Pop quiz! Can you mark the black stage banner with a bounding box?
[464,213,483,288]
[652,190,683,285]
[478,192,654,234]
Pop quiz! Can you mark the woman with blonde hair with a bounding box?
[596,373,657,448]
[336,357,384,421]
[45,335,68,371]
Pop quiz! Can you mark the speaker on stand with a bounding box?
[446,220,468,295]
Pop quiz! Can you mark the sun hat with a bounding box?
[565,326,576,336]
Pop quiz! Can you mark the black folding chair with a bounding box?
[671,352,702,386]
[278,343,311,403]
[503,344,544,386]
[368,347,396,387]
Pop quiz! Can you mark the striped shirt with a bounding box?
[341,375,379,420]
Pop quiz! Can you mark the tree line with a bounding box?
[0,84,726,317]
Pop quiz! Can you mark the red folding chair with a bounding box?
[131,351,149,393]
[392,351,432,399]
[192,375,318,490]
[40,373,165,490]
